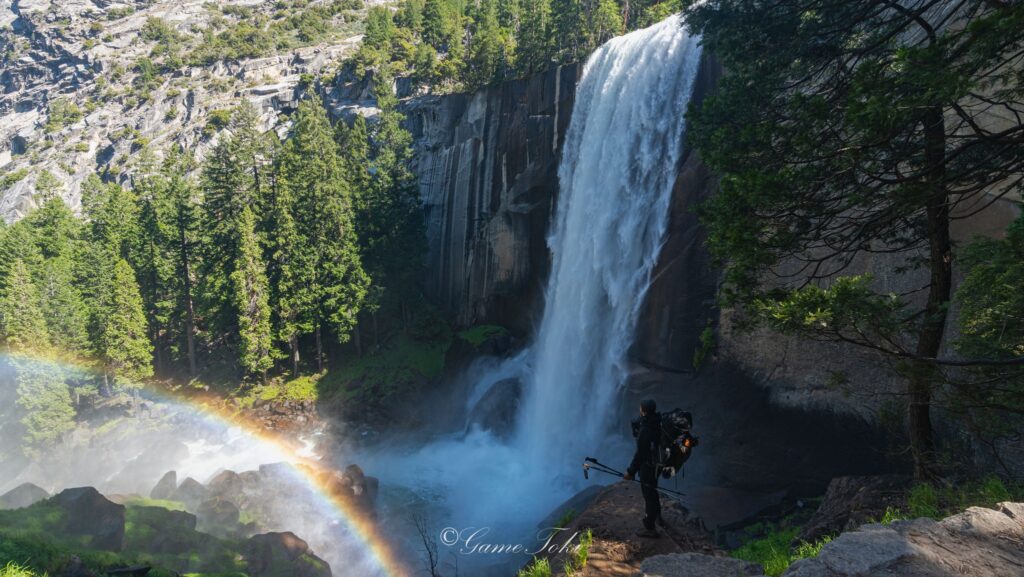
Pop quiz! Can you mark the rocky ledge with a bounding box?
[636,502,1024,577]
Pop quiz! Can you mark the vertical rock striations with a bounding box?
[404,64,580,334]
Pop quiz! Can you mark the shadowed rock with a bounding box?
[51,487,125,551]
[197,498,240,533]
[796,475,910,545]
[784,502,1024,577]
[246,532,332,577]
[207,470,244,502]
[638,554,765,577]
[0,482,49,509]
[467,377,522,439]
[149,471,177,500]
[171,477,208,509]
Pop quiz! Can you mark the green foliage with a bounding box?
[203,109,233,138]
[0,169,29,189]
[518,558,552,577]
[458,324,509,347]
[730,526,799,577]
[907,483,940,519]
[563,528,593,576]
[96,259,153,386]
[0,561,37,577]
[0,259,50,352]
[106,7,134,20]
[682,0,1024,477]
[554,508,575,528]
[356,0,674,93]
[45,98,82,132]
[952,213,1024,436]
[231,206,274,377]
[14,358,76,455]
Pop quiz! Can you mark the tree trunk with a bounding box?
[180,218,198,378]
[315,324,324,373]
[353,321,363,357]
[909,106,952,480]
[290,333,300,377]
[372,312,379,348]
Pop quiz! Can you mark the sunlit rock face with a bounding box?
[404,63,580,335]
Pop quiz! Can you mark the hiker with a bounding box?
[624,398,661,538]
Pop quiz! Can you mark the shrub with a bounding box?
[45,98,83,132]
[518,558,551,577]
[908,483,941,519]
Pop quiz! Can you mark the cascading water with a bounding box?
[358,15,704,567]
[517,14,702,473]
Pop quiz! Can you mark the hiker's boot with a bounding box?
[635,528,660,538]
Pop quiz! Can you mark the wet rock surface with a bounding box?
[51,487,126,551]
[467,377,522,439]
[246,531,333,577]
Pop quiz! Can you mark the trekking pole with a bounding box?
[582,457,688,501]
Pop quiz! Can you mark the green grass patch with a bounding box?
[0,561,38,577]
[730,525,800,576]
[563,528,593,576]
[457,324,509,347]
[123,497,187,512]
[518,557,551,577]
[897,475,1024,521]
[319,330,452,404]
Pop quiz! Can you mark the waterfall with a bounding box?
[353,16,704,569]
[516,15,702,473]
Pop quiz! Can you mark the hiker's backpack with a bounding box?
[658,409,698,479]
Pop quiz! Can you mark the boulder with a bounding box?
[171,477,208,508]
[245,532,332,577]
[207,470,243,502]
[126,506,198,555]
[796,475,910,545]
[0,482,50,509]
[467,377,522,439]
[50,487,125,551]
[783,502,1024,577]
[149,471,177,500]
[197,498,241,532]
[638,553,765,577]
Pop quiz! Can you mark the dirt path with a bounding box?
[539,481,721,577]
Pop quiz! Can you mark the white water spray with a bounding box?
[517,15,702,473]
[359,17,704,554]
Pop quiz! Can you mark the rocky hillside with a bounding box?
[0,0,381,221]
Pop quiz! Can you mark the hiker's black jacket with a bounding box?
[627,412,661,477]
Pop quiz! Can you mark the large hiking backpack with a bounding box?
[657,409,698,479]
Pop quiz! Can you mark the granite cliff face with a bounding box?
[0,0,367,221]
[404,63,580,335]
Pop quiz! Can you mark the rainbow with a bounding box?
[0,351,411,577]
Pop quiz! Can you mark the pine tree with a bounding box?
[365,80,426,324]
[97,259,153,391]
[162,156,202,378]
[200,102,271,343]
[0,259,50,353]
[231,205,274,378]
[268,149,306,375]
[38,257,91,356]
[465,0,506,90]
[279,97,368,371]
[516,0,553,74]
[14,357,75,456]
